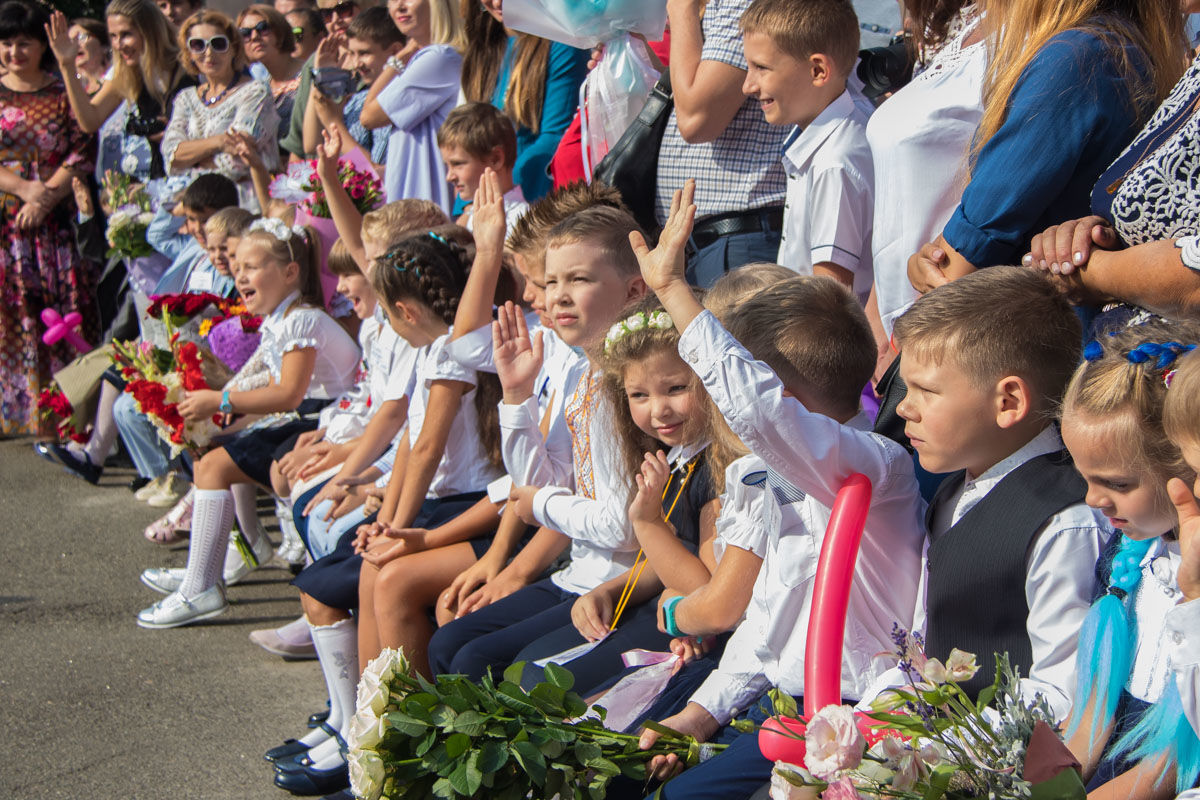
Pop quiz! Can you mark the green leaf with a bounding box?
[620,761,646,780]
[563,692,588,718]
[445,732,472,759]
[449,709,489,736]
[574,741,602,764]
[921,764,957,800]
[448,750,484,797]
[432,705,459,727]
[543,662,575,691]
[496,682,543,716]
[416,729,438,756]
[511,740,547,785]
[768,688,799,719]
[478,739,509,774]
[530,683,568,714]
[431,777,456,799]
[585,756,621,777]
[503,661,527,686]
[385,710,432,736]
[976,683,998,713]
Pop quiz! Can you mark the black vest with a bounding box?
[924,450,1086,699]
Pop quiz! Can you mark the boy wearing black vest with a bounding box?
[892,267,1110,721]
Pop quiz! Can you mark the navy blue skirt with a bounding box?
[292,490,487,611]
[222,398,330,487]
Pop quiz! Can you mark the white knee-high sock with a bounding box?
[307,618,359,768]
[82,381,120,464]
[230,483,263,545]
[178,489,234,597]
[276,497,303,547]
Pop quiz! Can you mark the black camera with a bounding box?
[857,35,914,103]
[125,112,166,138]
[311,66,357,104]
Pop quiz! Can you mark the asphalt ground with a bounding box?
[0,436,327,799]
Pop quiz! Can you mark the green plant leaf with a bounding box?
[449,709,489,737]
[574,741,602,764]
[448,750,484,797]
[478,740,509,774]
[563,692,588,718]
[585,756,621,777]
[445,732,472,760]
[976,684,997,713]
[432,705,460,727]
[431,776,455,799]
[503,662,527,686]
[496,682,543,716]
[385,710,432,736]
[530,683,568,714]
[921,764,957,800]
[511,740,547,785]
[416,729,438,756]
[543,662,575,691]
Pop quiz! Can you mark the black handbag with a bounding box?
[592,70,673,236]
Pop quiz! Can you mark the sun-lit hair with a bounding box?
[236,4,295,55]
[704,262,795,323]
[437,101,518,169]
[327,237,360,277]
[459,0,551,133]
[241,222,324,309]
[506,180,627,278]
[428,0,465,51]
[971,0,1184,169]
[893,267,1082,417]
[360,199,450,252]
[544,206,644,280]
[740,0,859,75]
[1164,349,1200,448]
[105,0,181,105]
[203,206,255,238]
[178,9,248,75]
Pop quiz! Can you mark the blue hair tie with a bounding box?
[427,231,449,245]
[1083,341,1104,362]
[1124,341,1196,369]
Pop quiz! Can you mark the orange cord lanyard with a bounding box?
[609,458,698,631]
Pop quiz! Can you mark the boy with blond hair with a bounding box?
[741,0,875,304]
[437,102,529,234]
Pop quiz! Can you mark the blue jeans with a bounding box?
[686,226,783,288]
[113,390,171,479]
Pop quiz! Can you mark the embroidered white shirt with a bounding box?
[777,88,876,305]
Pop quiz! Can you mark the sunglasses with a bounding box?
[238,20,271,39]
[291,26,306,38]
[320,1,357,21]
[186,35,230,54]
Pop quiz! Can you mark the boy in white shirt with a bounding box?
[742,0,875,304]
[438,102,530,236]
[626,181,924,800]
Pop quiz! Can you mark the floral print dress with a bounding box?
[0,78,97,435]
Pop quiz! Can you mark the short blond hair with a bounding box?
[1162,347,1200,449]
[545,206,643,279]
[740,0,860,75]
[204,206,255,238]
[705,262,794,323]
[361,199,450,251]
[507,180,627,276]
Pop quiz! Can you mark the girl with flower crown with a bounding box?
[135,218,360,630]
[1059,322,1200,798]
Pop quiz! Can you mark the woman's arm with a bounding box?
[161,92,225,172]
[359,64,401,130]
[389,378,472,529]
[363,45,460,133]
[1053,239,1200,318]
[45,11,122,132]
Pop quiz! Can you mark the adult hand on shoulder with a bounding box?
[907,241,952,294]
[638,703,721,782]
[571,587,614,642]
[1024,216,1118,276]
[630,180,696,295]
[1168,478,1200,602]
[630,451,671,527]
[493,301,543,403]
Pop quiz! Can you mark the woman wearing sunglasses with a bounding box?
[286,7,324,62]
[238,4,302,134]
[66,18,110,96]
[161,10,280,210]
[46,0,193,181]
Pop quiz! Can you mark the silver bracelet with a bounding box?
[385,55,405,74]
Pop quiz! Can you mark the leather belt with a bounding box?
[689,205,785,251]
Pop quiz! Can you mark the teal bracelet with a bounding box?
[663,595,684,637]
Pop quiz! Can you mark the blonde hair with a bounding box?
[1063,323,1200,495]
[360,199,450,250]
[241,224,325,309]
[204,206,255,238]
[705,262,795,323]
[1164,350,1200,448]
[428,0,466,51]
[106,0,181,105]
[179,10,249,75]
[266,198,296,225]
[972,0,1184,166]
[506,180,627,277]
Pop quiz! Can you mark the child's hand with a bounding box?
[630,450,671,526]
[439,548,504,618]
[629,179,696,294]
[669,634,712,665]
[178,389,220,420]
[353,520,388,553]
[72,177,94,219]
[637,703,721,782]
[472,168,508,262]
[316,128,342,182]
[305,477,350,519]
[907,241,952,294]
[362,484,385,516]
[493,301,543,403]
[1168,477,1200,602]
[227,131,264,170]
[507,484,539,525]
[457,566,529,617]
[361,528,427,567]
[571,587,614,642]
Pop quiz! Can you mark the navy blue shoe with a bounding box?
[274,753,314,773]
[44,442,102,484]
[265,738,311,763]
[306,705,330,728]
[320,791,353,800]
[273,762,349,796]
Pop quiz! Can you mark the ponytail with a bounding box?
[243,219,324,312]
[1110,680,1200,793]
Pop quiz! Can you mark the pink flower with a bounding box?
[822,777,865,800]
[803,705,865,781]
[0,106,25,132]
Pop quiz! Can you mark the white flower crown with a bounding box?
[249,218,306,243]
[603,310,674,354]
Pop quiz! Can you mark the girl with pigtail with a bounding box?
[264,230,505,796]
[1059,322,1200,798]
[136,219,361,631]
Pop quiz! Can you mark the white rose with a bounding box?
[121,154,140,174]
[769,764,820,800]
[347,748,385,800]
[356,671,390,716]
[625,313,646,331]
[347,708,386,751]
[803,705,866,781]
[360,649,397,685]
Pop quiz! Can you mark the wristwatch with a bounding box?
[220,389,233,414]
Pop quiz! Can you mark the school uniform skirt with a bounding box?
[222,398,330,487]
[291,490,487,611]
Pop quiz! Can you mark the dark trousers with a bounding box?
[515,598,674,696]
[686,227,783,288]
[427,577,578,679]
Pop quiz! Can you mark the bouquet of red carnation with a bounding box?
[111,333,230,457]
[269,158,383,217]
[146,292,229,326]
[36,385,89,443]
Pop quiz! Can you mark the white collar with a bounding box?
[503,184,527,205]
[262,289,303,332]
[964,426,1063,494]
[781,89,861,175]
[665,439,710,472]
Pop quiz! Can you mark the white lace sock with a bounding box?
[307,617,358,769]
[178,489,234,597]
[82,381,120,465]
[276,497,304,549]
[230,483,264,546]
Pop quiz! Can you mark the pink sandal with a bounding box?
[143,488,194,544]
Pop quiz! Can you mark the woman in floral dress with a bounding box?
[0,0,96,435]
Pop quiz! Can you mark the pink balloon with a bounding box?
[40,307,93,353]
[758,712,893,764]
[804,472,872,718]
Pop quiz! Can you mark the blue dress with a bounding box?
[492,37,588,202]
[942,27,1151,267]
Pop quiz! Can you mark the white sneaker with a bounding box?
[146,472,189,508]
[275,516,307,566]
[223,528,276,585]
[135,475,166,502]
[136,585,227,629]
[140,566,185,595]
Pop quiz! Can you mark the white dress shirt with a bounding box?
[868,9,987,335]
[463,185,531,236]
[777,88,876,305]
[257,290,361,401]
[710,454,772,563]
[679,310,926,723]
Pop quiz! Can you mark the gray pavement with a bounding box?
[0,436,326,799]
